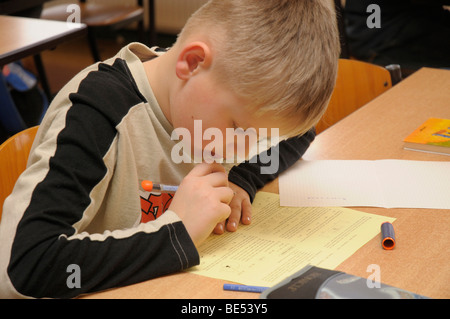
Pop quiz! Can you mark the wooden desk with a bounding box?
[0,15,86,66]
[82,68,450,299]
[0,14,86,102]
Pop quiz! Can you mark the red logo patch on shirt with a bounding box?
[140,192,173,223]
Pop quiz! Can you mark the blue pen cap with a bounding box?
[381,222,395,250]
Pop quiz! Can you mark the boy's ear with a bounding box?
[175,42,212,80]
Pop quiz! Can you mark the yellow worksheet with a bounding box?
[188,192,395,287]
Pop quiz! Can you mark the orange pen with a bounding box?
[141,180,178,193]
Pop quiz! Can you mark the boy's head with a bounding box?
[174,0,340,138]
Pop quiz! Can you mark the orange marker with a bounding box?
[381,222,395,250]
[141,180,178,193]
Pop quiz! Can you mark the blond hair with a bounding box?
[177,0,340,137]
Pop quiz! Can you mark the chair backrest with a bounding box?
[316,58,392,134]
[0,126,39,221]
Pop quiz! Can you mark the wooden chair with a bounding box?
[0,126,39,221]
[41,0,156,62]
[315,58,392,134]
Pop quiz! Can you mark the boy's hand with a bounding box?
[169,163,234,247]
[213,182,252,235]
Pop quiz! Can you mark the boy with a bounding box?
[0,0,339,298]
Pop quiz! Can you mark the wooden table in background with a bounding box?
[0,15,86,98]
[0,15,86,65]
[83,68,450,299]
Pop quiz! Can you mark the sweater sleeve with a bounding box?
[0,59,199,299]
[228,128,316,201]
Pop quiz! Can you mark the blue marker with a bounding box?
[381,221,396,250]
[223,284,268,293]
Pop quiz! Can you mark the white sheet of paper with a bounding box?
[279,160,450,209]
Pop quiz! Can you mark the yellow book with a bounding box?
[404,118,450,156]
